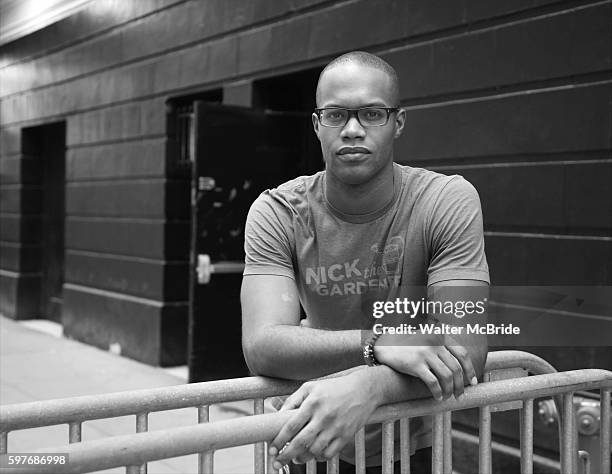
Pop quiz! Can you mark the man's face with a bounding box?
[312,62,405,186]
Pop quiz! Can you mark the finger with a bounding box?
[308,431,333,460]
[274,425,319,466]
[427,356,454,399]
[438,348,464,398]
[270,408,310,455]
[280,385,310,412]
[446,342,477,386]
[416,366,443,401]
[322,437,346,460]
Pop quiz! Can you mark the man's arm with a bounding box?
[269,279,487,467]
[241,274,363,380]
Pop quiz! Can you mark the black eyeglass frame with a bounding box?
[314,107,400,128]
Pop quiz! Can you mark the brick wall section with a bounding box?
[0,0,610,365]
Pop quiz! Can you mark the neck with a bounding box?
[325,163,395,216]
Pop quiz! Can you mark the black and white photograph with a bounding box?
[0,1,611,473]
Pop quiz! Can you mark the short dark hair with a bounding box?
[316,51,400,106]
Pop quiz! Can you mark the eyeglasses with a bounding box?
[314,107,399,128]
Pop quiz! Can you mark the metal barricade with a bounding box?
[0,351,610,474]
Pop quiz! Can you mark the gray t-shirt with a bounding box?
[244,162,489,464]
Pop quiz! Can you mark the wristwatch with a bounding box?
[363,330,381,366]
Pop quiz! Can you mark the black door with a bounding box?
[188,102,318,381]
[40,123,66,322]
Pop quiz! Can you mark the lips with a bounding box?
[337,147,370,155]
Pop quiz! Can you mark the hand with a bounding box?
[374,332,477,401]
[269,371,378,470]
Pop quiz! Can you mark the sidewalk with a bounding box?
[0,315,261,473]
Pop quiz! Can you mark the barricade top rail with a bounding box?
[18,369,612,474]
[0,350,556,431]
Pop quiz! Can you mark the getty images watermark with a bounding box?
[370,296,520,336]
[363,286,612,346]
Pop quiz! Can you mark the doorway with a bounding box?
[21,122,66,322]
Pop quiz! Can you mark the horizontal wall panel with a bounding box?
[67,138,167,181]
[66,180,189,218]
[387,2,611,100]
[66,98,165,147]
[0,271,41,319]
[65,252,188,301]
[0,242,41,272]
[0,0,185,67]
[0,215,41,243]
[0,156,40,184]
[0,186,42,213]
[66,219,189,259]
[442,161,612,231]
[486,235,612,285]
[396,82,612,160]
[63,284,187,366]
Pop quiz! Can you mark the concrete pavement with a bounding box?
[0,315,266,473]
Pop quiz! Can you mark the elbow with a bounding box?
[242,335,274,376]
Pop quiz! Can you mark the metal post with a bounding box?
[561,392,575,473]
[306,459,317,474]
[443,411,452,474]
[0,432,7,454]
[601,389,610,474]
[68,421,81,443]
[198,405,214,474]
[136,413,148,474]
[520,399,533,474]
[432,413,444,474]
[399,418,410,474]
[382,421,395,474]
[479,406,492,474]
[354,427,366,474]
[254,399,265,474]
[326,455,339,474]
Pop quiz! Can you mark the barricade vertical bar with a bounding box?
[382,421,395,474]
[601,389,610,474]
[326,455,339,474]
[198,405,214,474]
[355,427,366,474]
[432,413,444,474]
[561,392,575,473]
[519,399,533,474]
[254,399,266,474]
[68,421,81,443]
[0,432,6,454]
[136,413,148,474]
[578,450,591,474]
[399,418,410,474]
[306,459,317,474]
[479,406,492,474]
[443,411,452,474]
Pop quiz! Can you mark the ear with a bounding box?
[393,107,406,139]
[312,112,321,139]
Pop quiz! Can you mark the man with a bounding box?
[241,51,489,473]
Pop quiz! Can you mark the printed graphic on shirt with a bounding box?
[304,235,405,296]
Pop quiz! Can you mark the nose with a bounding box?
[340,114,366,140]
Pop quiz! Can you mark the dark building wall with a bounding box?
[0,0,610,365]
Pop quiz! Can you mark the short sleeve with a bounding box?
[243,192,295,279]
[426,177,490,285]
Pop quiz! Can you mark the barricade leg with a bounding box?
[519,399,533,474]
[479,406,492,474]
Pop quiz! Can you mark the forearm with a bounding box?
[244,325,364,380]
